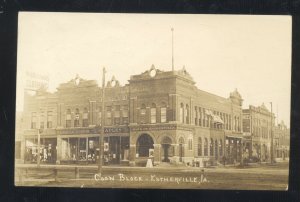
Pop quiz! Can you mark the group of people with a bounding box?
[25,145,55,163]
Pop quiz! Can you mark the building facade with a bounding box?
[242,104,276,163]
[274,121,290,162]
[20,66,247,167]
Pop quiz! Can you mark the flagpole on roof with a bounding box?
[171,27,174,72]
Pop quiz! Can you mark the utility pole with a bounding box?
[270,102,274,164]
[171,28,174,71]
[98,67,106,173]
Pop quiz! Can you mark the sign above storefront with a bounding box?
[56,127,129,135]
[131,125,176,132]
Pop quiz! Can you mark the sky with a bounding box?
[16,12,291,126]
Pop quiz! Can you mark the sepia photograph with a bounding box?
[15,12,291,190]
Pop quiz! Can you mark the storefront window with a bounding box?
[25,138,38,163]
[88,137,99,162]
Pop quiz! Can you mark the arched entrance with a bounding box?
[179,137,184,162]
[136,134,154,157]
[161,136,172,162]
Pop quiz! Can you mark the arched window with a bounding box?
[74,108,80,127]
[140,104,146,124]
[150,103,156,123]
[198,137,202,156]
[136,134,154,157]
[185,104,190,124]
[66,109,71,128]
[83,107,89,127]
[210,138,214,156]
[179,103,184,123]
[160,102,167,123]
[204,138,208,156]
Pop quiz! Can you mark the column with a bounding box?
[172,143,179,164]
[129,144,136,166]
[153,144,161,165]
[56,136,62,164]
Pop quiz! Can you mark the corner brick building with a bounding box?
[21,65,247,167]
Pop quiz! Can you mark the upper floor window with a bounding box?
[114,105,120,125]
[106,106,112,125]
[47,111,53,128]
[40,112,45,129]
[204,138,208,156]
[74,108,80,127]
[199,108,202,126]
[160,102,167,123]
[83,108,89,127]
[98,107,102,126]
[140,104,146,124]
[31,112,37,129]
[185,104,190,124]
[150,103,156,123]
[122,105,129,124]
[194,107,198,125]
[180,103,184,123]
[66,109,71,128]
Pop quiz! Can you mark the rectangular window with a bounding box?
[83,118,89,127]
[161,107,166,123]
[151,108,156,123]
[40,122,44,129]
[179,107,183,123]
[47,111,52,128]
[106,111,112,125]
[40,112,45,129]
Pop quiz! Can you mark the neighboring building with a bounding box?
[15,111,24,162]
[274,121,290,162]
[20,65,246,167]
[242,104,276,162]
